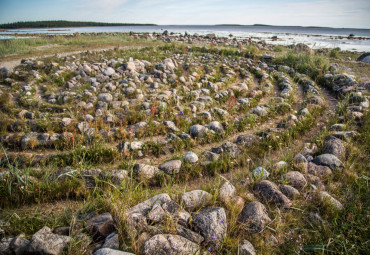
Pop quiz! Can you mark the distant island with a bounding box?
[0,20,157,29]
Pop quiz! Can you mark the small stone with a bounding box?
[319,191,343,210]
[312,154,344,171]
[85,213,115,242]
[251,167,270,179]
[238,239,256,255]
[133,164,160,180]
[218,181,237,204]
[184,151,198,164]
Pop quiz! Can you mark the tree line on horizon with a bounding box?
[0,20,157,29]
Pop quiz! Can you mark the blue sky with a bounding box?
[1,0,369,28]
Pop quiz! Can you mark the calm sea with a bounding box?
[1,25,370,52]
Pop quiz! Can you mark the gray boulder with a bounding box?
[192,207,227,246]
[98,93,113,102]
[103,67,116,76]
[206,121,224,133]
[280,185,300,199]
[236,134,259,147]
[133,164,160,180]
[238,201,271,234]
[281,171,307,190]
[10,234,29,255]
[181,190,212,211]
[189,125,208,138]
[159,160,182,174]
[312,154,344,171]
[142,234,199,255]
[220,142,241,158]
[25,226,70,255]
[183,151,198,164]
[251,167,270,179]
[254,180,292,207]
[322,136,346,160]
[218,181,237,204]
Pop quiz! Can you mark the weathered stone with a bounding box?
[220,142,241,158]
[282,171,307,190]
[319,191,343,210]
[206,121,224,133]
[126,193,172,216]
[307,162,332,177]
[322,136,346,160]
[236,134,259,147]
[142,234,199,255]
[98,93,113,102]
[147,204,165,223]
[312,154,344,171]
[280,185,300,199]
[133,164,160,180]
[189,125,207,138]
[158,160,182,174]
[192,207,227,246]
[218,181,237,204]
[238,239,257,255]
[238,201,271,234]
[102,232,119,250]
[10,234,29,255]
[183,151,198,164]
[181,190,212,211]
[93,248,135,255]
[176,224,204,244]
[254,180,292,207]
[25,226,70,255]
[251,167,270,179]
[85,213,115,242]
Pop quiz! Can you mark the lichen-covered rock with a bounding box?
[159,160,182,174]
[322,136,346,160]
[93,248,135,255]
[133,164,160,180]
[254,180,292,207]
[238,201,271,234]
[142,234,199,255]
[312,154,344,171]
[192,207,227,246]
[181,190,212,211]
[251,167,270,179]
[282,171,307,190]
[236,134,259,147]
[280,185,300,199]
[319,191,343,210]
[189,125,208,138]
[238,239,257,255]
[218,181,237,204]
[183,151,199,164]
[25,226,70,255]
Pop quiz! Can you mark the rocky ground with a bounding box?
[0,33,369,255]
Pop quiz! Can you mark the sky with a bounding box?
[0,0,369,28]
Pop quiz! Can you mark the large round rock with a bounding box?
[312,154,344,171]
[238,201,271,234]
